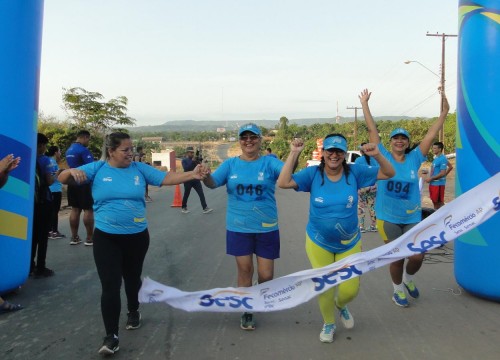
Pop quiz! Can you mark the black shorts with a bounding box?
[67,183,94,210]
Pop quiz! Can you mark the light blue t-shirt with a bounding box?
[210,156,283,233]
[78,161,166,234]
[48,157,62,193]
[430,154,448,186]
[354,155,379,168]
[292,164,378,253]
[375,143,426,224]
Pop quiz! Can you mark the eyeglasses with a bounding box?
[239,135,260,141]
[117,148,133,153]
[324,148,345,155]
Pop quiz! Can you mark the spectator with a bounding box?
[181,146,212,214]
[354,143,379,233]
[31,133,55,278]
[46,146,66,239]
[65,130,94,246]
[265,147,278,158]
[58,132,207,355]
[425,141,453,209]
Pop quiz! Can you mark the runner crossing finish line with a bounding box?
[139,173,500,312]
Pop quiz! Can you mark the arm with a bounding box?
[445,160,453,176]
[419,94,450,155]
[58,168,88,186]
[161,164,205,186]
[359,89,380,144]
[361,143,395,180]
[277,138,303,189]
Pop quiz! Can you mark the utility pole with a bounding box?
[346,106,361,149]
[426,32,457,143]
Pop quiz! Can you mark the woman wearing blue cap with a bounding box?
[359,88,450,308]
[203,123,284,331]
[277,134,394,343]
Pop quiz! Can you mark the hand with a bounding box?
[360,143,379,157]
[0,154,21,173]
[69,168,88,184]
[358,89,371,104]
[191,164,205,180]
[441,94,450,114]
[290,138,305,153]
[425,178,431,183]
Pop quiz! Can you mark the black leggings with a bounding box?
[49,191,62,233]
[93,228,150,336]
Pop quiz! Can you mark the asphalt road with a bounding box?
[1,152,498,360]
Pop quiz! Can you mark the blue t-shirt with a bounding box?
[210,156,283,233]
[78,161,166,234]
[66,143,94,168]
[48,157,62,193]
[292,164,378,253]
[430,154,448,186]
[375,143,426,224]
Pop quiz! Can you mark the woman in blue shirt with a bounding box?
[277,134,394,343]
[359,88,450,308]
[203,123,284,331]
[59,132,207,356]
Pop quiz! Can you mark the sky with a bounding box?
[39,0,460,126]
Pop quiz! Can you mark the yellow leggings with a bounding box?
[305,235,361,324]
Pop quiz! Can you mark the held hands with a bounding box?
[358,89,371,105]
[0,154,21,174]
[290,138,305,153]
[360,143,380,157]
[193,163,211,180]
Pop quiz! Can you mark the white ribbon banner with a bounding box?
[139,173,500,312]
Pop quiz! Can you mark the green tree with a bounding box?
[62,87,135,135]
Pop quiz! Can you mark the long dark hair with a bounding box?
[104,132,130,159]
[319,133,350,185]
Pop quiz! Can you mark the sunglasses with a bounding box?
[324,148,345,155]
[239,135,260,141]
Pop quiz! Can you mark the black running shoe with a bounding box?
[126,310,141,330]
[98,334,119,355]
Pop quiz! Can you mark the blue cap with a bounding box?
[238,123,262,136]
[390,128,410,139]
[323,136,347,152]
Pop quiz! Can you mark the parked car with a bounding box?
[306,150,361,167]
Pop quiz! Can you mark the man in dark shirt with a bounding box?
[181,146,212,214]
[65,130,94,246]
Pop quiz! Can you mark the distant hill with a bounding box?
[127,116,419,133]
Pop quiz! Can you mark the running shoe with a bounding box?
[392,290,409,307]
[202,207,213,214]
[338,306,354,329]
[98,334,119,355]
[404,280,420,299]
[145,196,153,203]
[240,312,255,330]
[181,208,190,214]
[369,225,377,232]
[359,227,366,233]
[70,236,82,245]
[34,267,55,278]
[126,310,141,330]
[84,239,93,246]
[319,323,336,343]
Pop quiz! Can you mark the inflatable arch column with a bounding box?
[455,0,500,301]
[0,1,45,293]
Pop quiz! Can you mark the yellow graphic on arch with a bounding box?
[0,210,28,240]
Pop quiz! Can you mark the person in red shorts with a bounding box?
[425,141,453,209]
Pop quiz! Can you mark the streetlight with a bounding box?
[404,59,445,142]
[404,60,440,78]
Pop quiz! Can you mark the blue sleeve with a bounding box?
[411,146,427,164]
[82,147,94,165]
[78,161,105,183]
[269,157,284,180]
[210,158,231,187]
[292,166,316,192]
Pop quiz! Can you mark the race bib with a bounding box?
[385,180,412,199]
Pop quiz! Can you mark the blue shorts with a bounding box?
[226,230,280,260]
